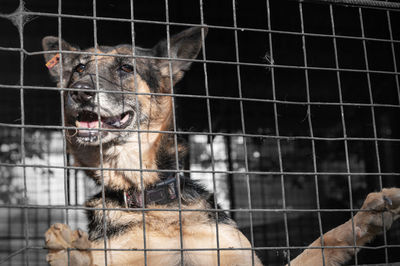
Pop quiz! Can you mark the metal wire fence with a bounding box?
[0,0,399,265]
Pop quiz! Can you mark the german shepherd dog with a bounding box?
[42,27,400,266]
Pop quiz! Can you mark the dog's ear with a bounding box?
[42,36,79,83]
[152,27,207,85]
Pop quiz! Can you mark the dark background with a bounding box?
[1,0,400,265]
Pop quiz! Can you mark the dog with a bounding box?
[42,27,400,266]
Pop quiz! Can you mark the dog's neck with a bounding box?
[69,96,180,191]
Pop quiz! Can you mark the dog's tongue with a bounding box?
[76,121,99,128]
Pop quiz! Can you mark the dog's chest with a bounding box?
[86,202,134,241]
[85,196,185,241]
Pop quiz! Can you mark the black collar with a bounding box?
[123,175,179,208]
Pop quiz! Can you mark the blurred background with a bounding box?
[0,0,400,265]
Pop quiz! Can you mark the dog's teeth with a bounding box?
[103,116,122,127]
[76,121,80,127]
[101,114,130,127]
[104,117,115,124]
[111,121,121,127]
[121,113,130,124]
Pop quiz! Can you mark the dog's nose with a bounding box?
[70,82,95,103]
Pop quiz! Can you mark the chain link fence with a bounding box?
[0,0,399,265]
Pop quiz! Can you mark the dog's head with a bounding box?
[42,27,206,146]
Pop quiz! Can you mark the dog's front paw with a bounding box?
[356,188,400,235]
[45,223,92,266]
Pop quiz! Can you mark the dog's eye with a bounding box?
[120,64,134,73]
[74,63,86,74]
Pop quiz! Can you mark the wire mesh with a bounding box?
[0,0,399,265]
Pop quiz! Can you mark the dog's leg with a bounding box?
[45,223,93,266]
[290,188,400,266]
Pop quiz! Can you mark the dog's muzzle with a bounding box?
[67,110,134,143]
[70,82,95,104]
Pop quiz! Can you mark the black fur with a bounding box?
[86,175,230,241]
[136,62,161,92]
[42,27,230,244]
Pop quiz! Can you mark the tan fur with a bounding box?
[89,223,259,266]
[46,187,400,266]
[85,198,213,234]
[43,32,400,266]
[67,74,173,191]
[45,224,93,266]
[46,221,261,266]
[290,188,400,266]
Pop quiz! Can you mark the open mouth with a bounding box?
[74,110,133,142]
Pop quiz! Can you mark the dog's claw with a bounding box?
[356,188,400,233]
[383,195,393,207]
[45,224,92,266]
